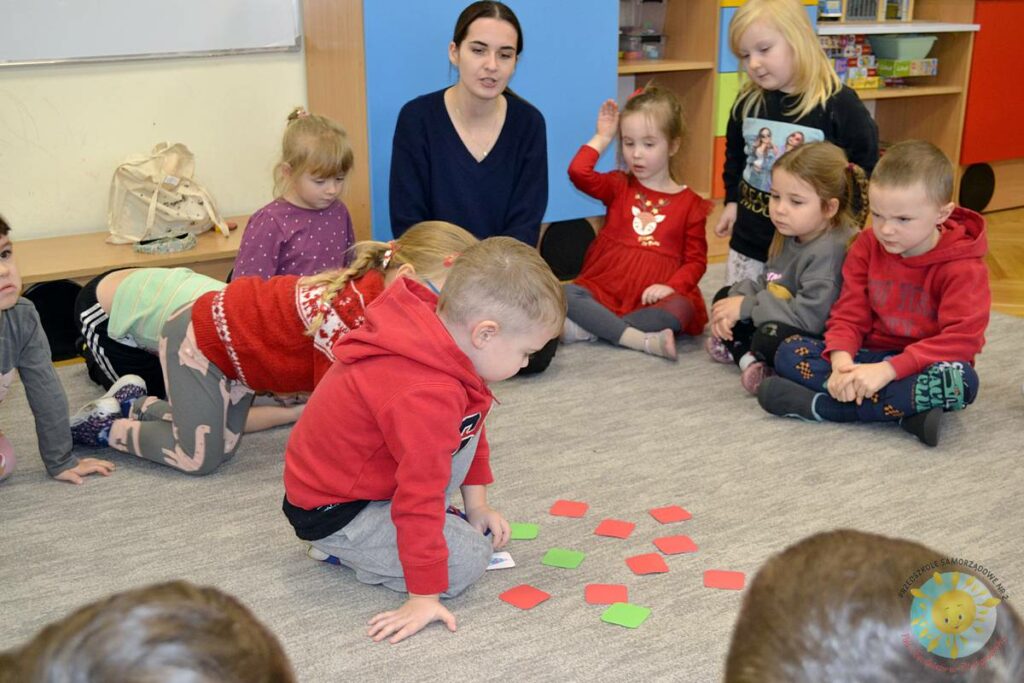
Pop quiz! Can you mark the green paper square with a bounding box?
[601,602,651,629]
[510,522,539,540]
[541,547,585,569]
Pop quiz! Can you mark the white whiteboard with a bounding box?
[0,0,302,66]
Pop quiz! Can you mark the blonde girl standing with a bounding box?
[706,142,867,394]
[561,86,711,360]
[71,222,478,476]
[714,0,877,284]
[233,108,355,280]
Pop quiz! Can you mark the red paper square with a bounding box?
[585,583,628,605]
[626,553,669,575]
[649,505,692,524]
[549,499,589,518]
[499,584,551,609]
[704,570,746,591]
[594,518,636,539]
[654,535,698,555]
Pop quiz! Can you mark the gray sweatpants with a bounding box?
[310,434,493,598]
[107,303,254,476]
[564,283,682,343]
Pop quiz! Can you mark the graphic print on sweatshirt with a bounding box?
[631,192,672,247]
[740,118,824,193]
[454,412,482,457]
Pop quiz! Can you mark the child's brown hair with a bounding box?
[302,221,478,336]
[725,529,1024,682]
[620,84,687,184]
[871,139,954,206]
[0,214,9,237]
[767,141,868,260]
[438,236,566,335]
[0,581,295,683]
[273,107,354,197]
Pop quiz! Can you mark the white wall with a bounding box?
[0,51,307,239]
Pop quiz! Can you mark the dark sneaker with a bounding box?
[757,376,820,422]
[70,397,121,447]
[704,336,734,364]
[740,361,774,395]
[104,374,147,416]
[900,407,942,447]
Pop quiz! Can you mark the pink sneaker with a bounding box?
[740,361,774,395]
[704,336,733,364]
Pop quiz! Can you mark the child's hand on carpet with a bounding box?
[54,458,116,485]
[367,594,455,644]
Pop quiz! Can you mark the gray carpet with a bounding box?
[2,264,1022,681]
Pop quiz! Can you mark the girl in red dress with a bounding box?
[562,86,711,360]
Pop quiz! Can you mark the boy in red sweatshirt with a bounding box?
[757,140,989,447]
[282,237,565,644]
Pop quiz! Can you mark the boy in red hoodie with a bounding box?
[757,140,989,447]
[282,237,565,644]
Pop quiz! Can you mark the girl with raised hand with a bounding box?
[561,86,711,361]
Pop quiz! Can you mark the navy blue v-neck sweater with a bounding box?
[389,88,548,245]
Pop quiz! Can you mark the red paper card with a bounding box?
[626,553,669,575]
[499,584,551,609]
[594,518,636,539]
[585,583,628,605]
[704,570,746,591]
[549,499,589,518]
[654,535,698,555]
[649,505,692,524]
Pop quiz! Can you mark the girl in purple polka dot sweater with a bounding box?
[233,108,356,280]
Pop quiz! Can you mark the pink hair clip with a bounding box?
[381,240,399,269]
[443,252,460,268]
[628,87,645,100]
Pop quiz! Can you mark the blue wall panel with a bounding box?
[363,0,618,240]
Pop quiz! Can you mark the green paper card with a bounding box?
[541,547,585,569]
[601,602,651,629]
[510,523,539,540]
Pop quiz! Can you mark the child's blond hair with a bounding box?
[273,107,354,197]
[620,84,687,183]
[437,236,566,335]
[725,529,1024,682]
[729,0,841,121]
[871,140,954,206]
[302,221,478,336]
[1,581,295,683]
[767,141,868,260]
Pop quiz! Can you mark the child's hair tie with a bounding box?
[628,87,645,100]
[287,107,311,123]
[443,252,460,268]
[380,240,400,269]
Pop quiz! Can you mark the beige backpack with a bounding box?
[107,142,230,244]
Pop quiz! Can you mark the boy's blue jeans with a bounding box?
[775,336,979,422]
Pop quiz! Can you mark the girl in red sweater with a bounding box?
[71,221,477,475]
[562,86,711,360]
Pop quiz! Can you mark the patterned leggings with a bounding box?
[107,303,254,475]
[775,336,979,422]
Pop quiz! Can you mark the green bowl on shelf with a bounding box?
[867,34,938,60]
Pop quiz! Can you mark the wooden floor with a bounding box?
[986,207,1024,317]
[707,205,1024,318]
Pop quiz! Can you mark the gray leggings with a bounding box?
[564,284,682,343]
[107,303,254,476]
[310,434,493,598]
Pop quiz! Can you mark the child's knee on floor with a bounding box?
[442,520,493,598]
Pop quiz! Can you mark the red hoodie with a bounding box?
[283,277,494,595]
[824,207,990,379]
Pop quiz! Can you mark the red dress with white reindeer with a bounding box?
[568,145,710,335]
